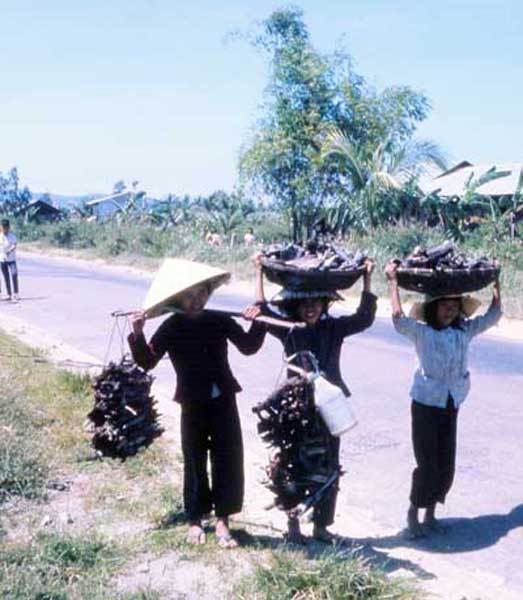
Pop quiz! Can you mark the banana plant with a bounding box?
[321,127,447,230]
[200,191,255,235]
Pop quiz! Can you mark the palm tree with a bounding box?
[321,128,448,229]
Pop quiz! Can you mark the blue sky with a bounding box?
[1,0,521,197]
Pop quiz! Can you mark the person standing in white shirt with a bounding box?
[386,261,502,539]
[243,227,256,246]
[1,219,20,301]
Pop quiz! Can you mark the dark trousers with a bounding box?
[1,261,18,296]
[181,393,244,521]
[410,396,458,508]
[313,426,340,528]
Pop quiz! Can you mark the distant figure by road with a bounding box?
[1,219,19,302]
[243,227,256,246]
[205,228,223,247]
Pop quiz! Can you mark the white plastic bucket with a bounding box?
[313,376,358,437]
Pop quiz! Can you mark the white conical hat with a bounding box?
[143,258,230,318]
[409,294,481,322]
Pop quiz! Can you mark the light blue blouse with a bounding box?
[393,303,502,408]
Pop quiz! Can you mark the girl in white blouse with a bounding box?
[386,262,502,539]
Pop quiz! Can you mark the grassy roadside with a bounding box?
[0,330,424,599]
[0,332,175,598]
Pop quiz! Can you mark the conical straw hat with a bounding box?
[143,258,230,318]
[409,294,481,322]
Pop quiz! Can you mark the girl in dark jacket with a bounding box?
[248,255,377,543]
[129,282,265,548]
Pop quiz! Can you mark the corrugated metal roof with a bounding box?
[86,191,132,207]
[421,162,523,197]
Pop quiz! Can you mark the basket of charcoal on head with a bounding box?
[86,325,164,461]
[395,241,500,297]
[253,240,373,530]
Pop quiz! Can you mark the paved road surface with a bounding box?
[2,253,523,598]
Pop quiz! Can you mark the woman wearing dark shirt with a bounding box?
[129,283,265,548]
[248,255,377,543]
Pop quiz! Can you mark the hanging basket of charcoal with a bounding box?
[87,356,164,460]
[395,241,500,297]
[253,363,342,516]
[260,241,367,292]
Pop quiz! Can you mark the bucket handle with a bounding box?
[283,351,321,382]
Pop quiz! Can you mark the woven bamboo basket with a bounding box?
[260,258,365,292]
[396,266,500,296]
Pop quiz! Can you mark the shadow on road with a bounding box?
[233,528,436,580]
[154,509,435,580]
[358,504,523,555]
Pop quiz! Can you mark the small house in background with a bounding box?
[86,191,132,219]
[421,161,523,200]
[16,198,62,223]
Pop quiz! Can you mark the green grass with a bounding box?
[234,548,423,600]
[0,330,171,509]
[0,330,184,597]
[0,532,122,599]
[0,403,49,503]
[17,217,286,280]
[0,532,157,599]
[0,337,95,481]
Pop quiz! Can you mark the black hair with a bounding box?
[1,219,10,228]
[279,297,330,322]
[424,297,464,331]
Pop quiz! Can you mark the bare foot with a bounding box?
[201,512,212,528]
[216,517,238,549]
[406,506,426,540]
[285,517,306,545]
[187,523,206,545]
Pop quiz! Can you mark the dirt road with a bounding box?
[2,252,522,599]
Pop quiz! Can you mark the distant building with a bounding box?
[421,161,523,200]
[16,198,62,223]
[86,191,132,219]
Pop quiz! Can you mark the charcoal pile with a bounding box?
[396,241,500,296]
[261,241,368,292]
[87,357,164,460]
[253,376,340,513]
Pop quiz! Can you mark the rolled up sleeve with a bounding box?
[393,313,423,342]
[465,302,502,339]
